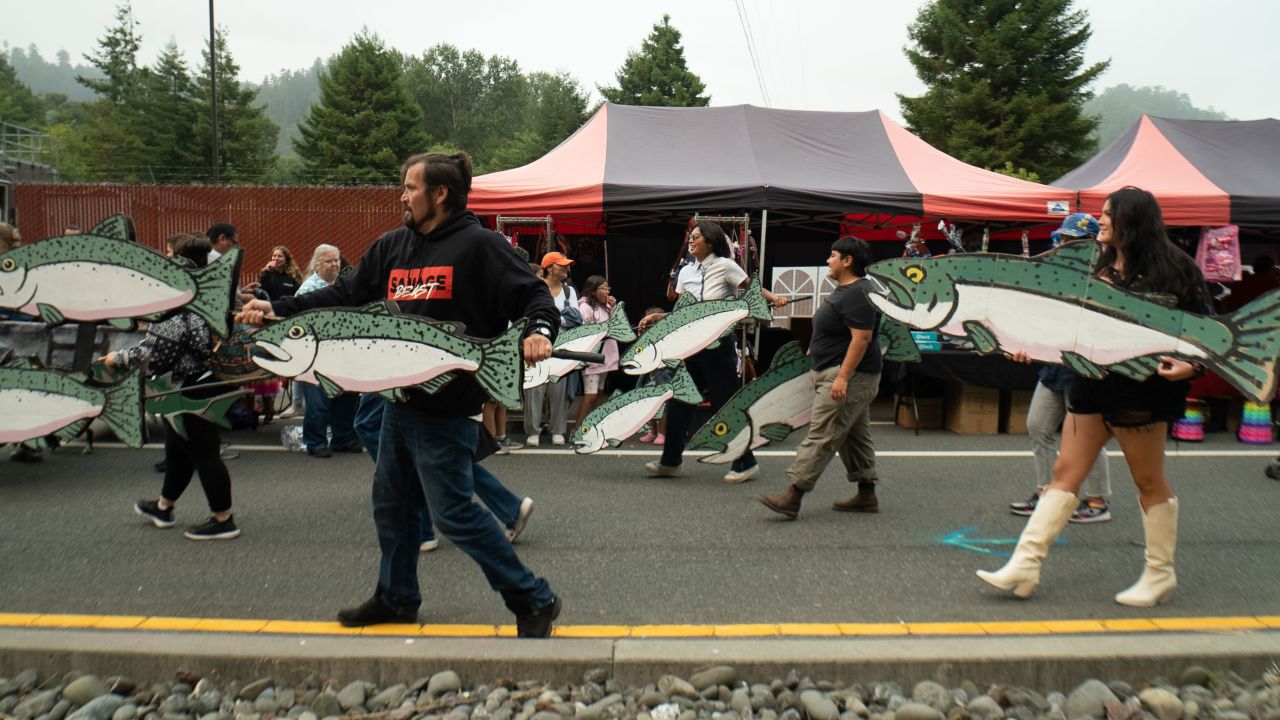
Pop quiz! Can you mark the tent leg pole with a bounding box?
[755,208,769,360]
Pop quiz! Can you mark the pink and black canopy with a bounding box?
[471,104,1070,223]
[1054,116,1280,228]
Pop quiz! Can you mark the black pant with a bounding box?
[161,414,232,514]
[660,339,757,471]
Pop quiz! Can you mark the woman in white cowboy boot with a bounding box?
[978,187,1213,606]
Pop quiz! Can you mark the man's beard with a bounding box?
[404,201,439,232]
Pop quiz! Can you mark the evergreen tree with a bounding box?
[598,15,709,107]
[487,71,590,170]
[898,0,1108,180]
[194,28,279,183]
[138,40,202,183]
[0,54,45,127]
[295,32,428,183]
[78,1,143,104]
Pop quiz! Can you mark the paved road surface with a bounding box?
[2,413,1277,627]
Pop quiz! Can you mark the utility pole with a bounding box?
[208,0,220,182]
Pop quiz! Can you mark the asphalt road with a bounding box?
[2,409,1278,627]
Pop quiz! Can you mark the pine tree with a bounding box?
[598,15,709,107]
[194,28,279,183]
[898,0,1108,180]
[295,32,428,184]
[138,41,202,183]
[78,1,143,105]
[0,54,45,127]
[77,1,148,181]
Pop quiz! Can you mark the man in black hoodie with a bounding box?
[241,151,561,637]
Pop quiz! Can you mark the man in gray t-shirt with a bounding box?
[760,236,884,519]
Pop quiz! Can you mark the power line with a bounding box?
[732,0,772,107]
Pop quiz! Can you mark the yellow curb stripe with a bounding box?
[907,623,987,635]
[3,613,1279,637]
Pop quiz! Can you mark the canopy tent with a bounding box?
[1053,116,1280,228]
[470,104,1072,227]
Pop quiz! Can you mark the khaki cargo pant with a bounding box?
[785,366,881,492]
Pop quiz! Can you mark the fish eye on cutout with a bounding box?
[287,325,307,339]
[713,421,729,436]
[1,258,16,272]
[903,266,926,284]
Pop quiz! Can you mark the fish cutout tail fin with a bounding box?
[1214,289,1280,403]
[188,248,240,337]
[768,341,807,370]
[744,276,773,321]
[670,366,703,406]
[100,369,145,448]
[476,321,525,411]
[606,301,637,343]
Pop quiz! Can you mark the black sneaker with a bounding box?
[134,499,175,528]
[337,595,417,627]
[9,446,42,463]
[153,459,167,473]
[308,447,333,458]
[183,515,240,540]
[515,595,561,638]
[1009,492,1041,516]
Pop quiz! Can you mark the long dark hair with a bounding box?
[695,219,733,260]
[1097,187,1198,296]
[581,274,609,308]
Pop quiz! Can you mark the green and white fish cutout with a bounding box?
[620,277,773,375]
[145,377,248,440]
[687,342,814,463]
[866,241,1280,403]
[0,215,239,335]
[523,302,636,389]
[0,358,144,448]
[572,366,703,454]
[249,301,524,410]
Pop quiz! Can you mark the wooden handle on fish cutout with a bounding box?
[550,350,606,363]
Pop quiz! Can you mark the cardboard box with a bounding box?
[1002,390,1035,434]
[894,394,944,430]
[944,380,1000,435]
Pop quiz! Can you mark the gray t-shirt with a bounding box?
[809,279,881,374]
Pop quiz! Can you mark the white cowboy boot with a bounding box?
[977,488,1077,598]
[1115,497,1178,607]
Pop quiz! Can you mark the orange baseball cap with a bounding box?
[540,251,574,269]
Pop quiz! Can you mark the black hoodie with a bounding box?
[270,211,557,417]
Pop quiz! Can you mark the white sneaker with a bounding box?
[644,461,682,478]
[506,497,535,543]
[419,538,439,553]
[526,435,540,447]
[551,434,566,446]
[723,465,760,484]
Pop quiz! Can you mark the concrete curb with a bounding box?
[3,628,1279,688]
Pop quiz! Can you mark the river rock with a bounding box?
[967,696,1004,720]
[427,671,462,698]
[896,702,945,720]
[66,695,125,720]
[1139,689,1183,720]
[801,690,840,720]
[335,682,364,711]
[913,683,953,713]
[657,677,697,700]
[689,667,738,691]
[1066,681,1119,720]
[311,691,339,719]
[16,690,60,719]
[1005,688,1048,712]
[237,680,272,703]
[729,689,751,714]
[369,684,405,709]
[109,705,135,720]
[64,677,109,706]
[1178,668,1212,688]
[13,669,41,694]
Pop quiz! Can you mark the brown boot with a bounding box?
[833,482,878,513]
[759,484,805,520]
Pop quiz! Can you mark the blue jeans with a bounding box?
[301,384,357,453]
[356,394,523,544]
[371,404,553,613]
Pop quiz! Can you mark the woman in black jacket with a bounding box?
[104,233,240,541]
[258,245,303,301]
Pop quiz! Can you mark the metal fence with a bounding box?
[13,183,402,285]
